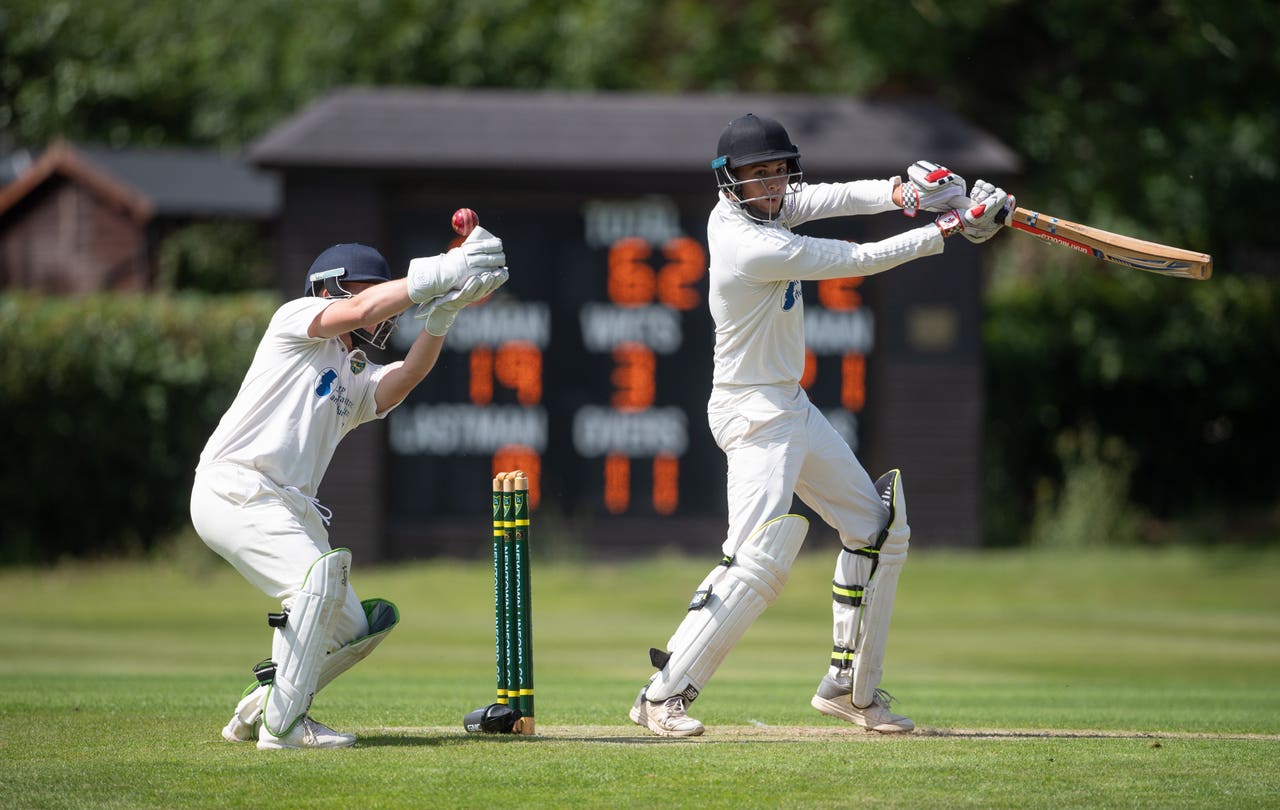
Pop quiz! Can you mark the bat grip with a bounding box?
[995,206,1009,226]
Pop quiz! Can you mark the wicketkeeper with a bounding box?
[629,113,1012,736]
[190,234,508,749]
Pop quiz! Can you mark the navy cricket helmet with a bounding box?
[304,243,397,349]
[711,114,804,222]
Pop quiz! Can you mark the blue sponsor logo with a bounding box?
[316,368,338,397]
[782,280,801,311]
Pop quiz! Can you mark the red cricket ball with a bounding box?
[451,208,479,237]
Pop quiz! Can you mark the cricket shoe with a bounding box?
[629,686,704,737]
[811,675,914,733]
[222,715,258,743]
[221,685,266,743]
[257,716,356,750]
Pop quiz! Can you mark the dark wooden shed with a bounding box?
[248,87,1020,560]
[0,141,279,293]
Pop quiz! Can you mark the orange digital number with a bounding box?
[604,454,630,514]
[469,346,494,405]
[653,454,679,515]
[494,341,543,406]
[470,342,542,406]
[611,341,656,412]
[817,276,863,311]
[607,237,655,307]
[492,446,541,509]
[800,348,817,390]
[609,236,705,310]
[842,352,866,412]
[657,237,705,311]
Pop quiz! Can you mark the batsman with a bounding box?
[630,113,1013,736]
[190,230,508,749]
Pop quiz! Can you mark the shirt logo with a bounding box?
[349,351,367,375]
[315,368,338,397]
[782,280,801,311]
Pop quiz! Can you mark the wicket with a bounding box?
[492,471,535,734]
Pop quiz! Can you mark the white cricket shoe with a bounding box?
[257,716,356,750]
[629,687,705,737]
[221,685,266,743]
[222,714,258,743]
[811,675,914,733]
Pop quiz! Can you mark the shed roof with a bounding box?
[76,145,280,219]
[0,141,279,222]
[0,142,152,223]
[247,87,1021,176]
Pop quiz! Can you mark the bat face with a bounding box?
[1003,207,1212,280]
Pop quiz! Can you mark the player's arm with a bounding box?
[374,329,445,413]
[310,279,413,339]
[739,226,944,283]
[788,180,898,224]
[311,228,507,340]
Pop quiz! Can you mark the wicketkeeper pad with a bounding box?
[831,470,910,707]
[646,514,808,703]
[227,598,398,735]
[318,598,399,691]
[262,548,351,737]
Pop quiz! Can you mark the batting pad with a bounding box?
[647,515,808,703]
[263,548,351,737]
[317,598,399,691]
[846,470,910,707]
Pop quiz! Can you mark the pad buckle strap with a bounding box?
[831,580,865,607]
[687,588,712,611]
[253,659,278,686]
[829,645,855,670]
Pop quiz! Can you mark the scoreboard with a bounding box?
[384,195,879,551]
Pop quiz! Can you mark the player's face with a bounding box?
[733,159,790,216]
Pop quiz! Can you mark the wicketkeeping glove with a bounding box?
[406,226,506,304]
[416,267,509,336]
[901,160,967,217]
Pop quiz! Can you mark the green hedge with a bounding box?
[984,271,1280,547]
[0,293,278,563]
[4,275,1275,561]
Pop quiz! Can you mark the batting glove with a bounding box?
[407,226,506,304]
[960,180,1014,243]
[934,183,1013,240]
[418,268,509,336]
[901,160,967,217]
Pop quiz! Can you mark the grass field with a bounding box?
[2,542,1278,808]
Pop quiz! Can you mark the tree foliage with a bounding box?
[2,0,1274,261]
[2,1,1276,552]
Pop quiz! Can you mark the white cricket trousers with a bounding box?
[708,383,888,557]
[190,463,370,646]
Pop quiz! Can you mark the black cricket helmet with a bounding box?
[711,113,804,222]
[304,243,398,349]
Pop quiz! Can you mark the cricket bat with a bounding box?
[997,206,1212,280]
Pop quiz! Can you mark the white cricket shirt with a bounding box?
[197,297,399,495]
[707,180,945,389]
